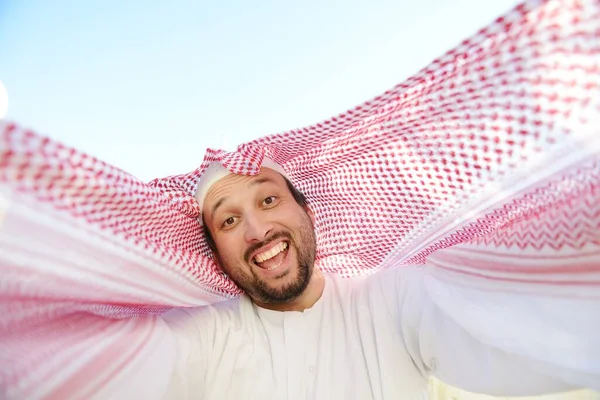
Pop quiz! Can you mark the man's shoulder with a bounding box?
[323,267,400,292]
[321,271,384,306]
[322,267,421,307]
[163,294,255,333]
[193,293,253,319]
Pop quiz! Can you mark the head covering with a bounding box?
[194,157,289,212]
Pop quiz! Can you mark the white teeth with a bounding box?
[255,242,288,263]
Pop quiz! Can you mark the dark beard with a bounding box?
[248,248,311,304]
[220,215,316,305]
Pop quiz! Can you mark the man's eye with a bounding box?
[223,217,235,227]
[263,196,276,206]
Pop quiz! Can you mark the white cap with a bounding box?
[194,157,288,212]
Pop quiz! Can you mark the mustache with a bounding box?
[245,231,292,262]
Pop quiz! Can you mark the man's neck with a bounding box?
[254,268,326,312]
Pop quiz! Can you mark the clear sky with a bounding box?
[1,0,519,181]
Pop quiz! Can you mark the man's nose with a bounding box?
[243,212,273,243]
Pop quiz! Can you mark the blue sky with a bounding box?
[1,0,519,181]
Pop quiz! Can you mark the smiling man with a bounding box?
[200,163,321,312]
[161,158,592,399]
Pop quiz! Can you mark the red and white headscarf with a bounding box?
[1,0,599,397]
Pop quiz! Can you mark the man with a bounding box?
[162,159,583,399]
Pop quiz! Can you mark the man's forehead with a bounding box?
[203,168,284,215]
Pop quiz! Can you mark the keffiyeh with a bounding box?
[1,0,599,397]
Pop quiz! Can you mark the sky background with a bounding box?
[1,0,519,181]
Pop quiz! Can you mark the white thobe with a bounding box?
[162,266,591,399]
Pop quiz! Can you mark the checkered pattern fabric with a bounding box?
[1,0,599,397]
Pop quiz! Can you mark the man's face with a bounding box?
[203,168,316,306]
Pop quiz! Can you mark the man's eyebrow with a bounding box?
[249,177,277,187]
[209,177,277,217]
[210,197,227,218]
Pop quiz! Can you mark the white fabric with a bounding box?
[194,158,289,211]
[161,265,592,400]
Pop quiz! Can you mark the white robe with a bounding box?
[161,266,595,399]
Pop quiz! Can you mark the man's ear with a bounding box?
[210,246,220,264]
[211,250,227,275]
[211,250,220,264]
[304,206,316,226]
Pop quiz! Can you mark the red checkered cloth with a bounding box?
[1,0,599,397]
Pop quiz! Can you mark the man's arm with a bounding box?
[370,266,599,396]
[160,308,208,399]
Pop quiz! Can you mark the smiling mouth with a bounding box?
[253,241,289,271]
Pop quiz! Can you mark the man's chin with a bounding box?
[257,270,298,295]
[249,265,310,304]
